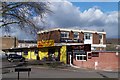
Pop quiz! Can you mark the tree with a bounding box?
[0,2,51,35]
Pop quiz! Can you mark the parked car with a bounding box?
[7,54,25,62]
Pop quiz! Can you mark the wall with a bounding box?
[92,33,99,44]
[73,52,119,71]
[37,30,106,51]
[37,30,106,45]
[1,36,18,49]
[49,30,61,43]
[69,31,73,40]
[37,30,61,43]
[79,32,84,42]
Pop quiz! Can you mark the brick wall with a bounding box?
[73,52,119,71]
[49,30,61,43]
[69,31,74,40]
[37,30,106,45]
[79,32,84,42]
[92,33,100,44]
[37,30,61,43]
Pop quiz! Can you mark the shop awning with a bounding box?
[2,46,61,52]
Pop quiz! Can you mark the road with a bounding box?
[1,60,119,79]
[2,66,118,78]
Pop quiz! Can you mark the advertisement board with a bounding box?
[37,40,54,48]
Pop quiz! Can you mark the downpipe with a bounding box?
[69,55,80,68]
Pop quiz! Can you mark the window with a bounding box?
[99,34,102,39]
[99,34,103,44]
[61,32,69,38]
[75,51,87,61]
[24,51,28,55]
[92,52,99,57]
[76,54,87,61]
[84,33,91,40]
[35,50,38,54]
[74,32,79,39]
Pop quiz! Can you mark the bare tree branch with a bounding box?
[1,2,52,35]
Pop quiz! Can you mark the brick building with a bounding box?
[0,36,18,49]
[37,28,106,51]
[37,28,119,71]
[2,28,118,71]
[73,51,119,71]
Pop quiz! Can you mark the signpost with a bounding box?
[15,67,31,80]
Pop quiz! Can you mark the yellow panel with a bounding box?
[27,51,31,59]
[30,51,37,60]
[38,49,48,60]
[22,52,30,59]
[22,51,37,60]
[60,46,67,64]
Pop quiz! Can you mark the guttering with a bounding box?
[37,28,106,34]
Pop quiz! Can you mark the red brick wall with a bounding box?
[37,30,61,43]
[92,33,100,44]
[73,52,119,71]
[38,30,106,44]
[69,31,73,40]
[79,32,84,42]
[49,30,61,43]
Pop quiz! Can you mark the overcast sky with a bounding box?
[1,1,119,40]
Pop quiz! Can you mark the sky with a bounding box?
[1,1,119,40]
[72,2,118,12]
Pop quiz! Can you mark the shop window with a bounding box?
[74,32,79,39]
[75,51,87,61]
[84,33,91,40]
[35,50,38,54]
[76,54,87,61]
[24,51,28,55]
[60,32,69,38]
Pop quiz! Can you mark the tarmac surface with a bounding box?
[1,59,119,79]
